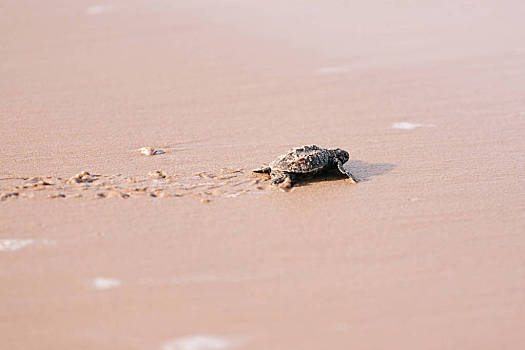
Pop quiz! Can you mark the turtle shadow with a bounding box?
[344,160,396,182]
[292,160,395,187]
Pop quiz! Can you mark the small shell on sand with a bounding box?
[138,147,165,156]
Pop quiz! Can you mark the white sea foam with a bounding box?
[0,239,35,251]
[91,277,122,290]
[161,335,231,350]
[392,122,424,130]
[86,5,110,15]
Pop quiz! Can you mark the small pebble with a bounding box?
[201,198,211,203]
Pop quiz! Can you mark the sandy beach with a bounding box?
[1,1,525,349]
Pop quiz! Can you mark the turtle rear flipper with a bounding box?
[337,161,358,183]
[270,171,294,189]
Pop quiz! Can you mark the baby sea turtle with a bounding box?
[253,145,358,188]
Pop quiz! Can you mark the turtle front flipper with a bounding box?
[337,161,358,183]
[252,167,271,174]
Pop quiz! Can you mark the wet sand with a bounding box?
[1,1,525,349]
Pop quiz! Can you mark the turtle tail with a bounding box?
[252,167,271,174]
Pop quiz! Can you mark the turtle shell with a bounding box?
[269,145,335,173]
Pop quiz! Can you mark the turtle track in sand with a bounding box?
[0,169,268,202]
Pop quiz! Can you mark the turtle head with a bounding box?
[333,148,349,163]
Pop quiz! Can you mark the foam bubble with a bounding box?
[392,122,424,130]
[91,277,122,290]
[86,5,110,15]
[161,335,231,350]
[0,239,35,251]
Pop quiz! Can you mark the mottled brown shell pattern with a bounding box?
[269,145,336,173]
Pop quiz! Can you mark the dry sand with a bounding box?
[1,1,525,349]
